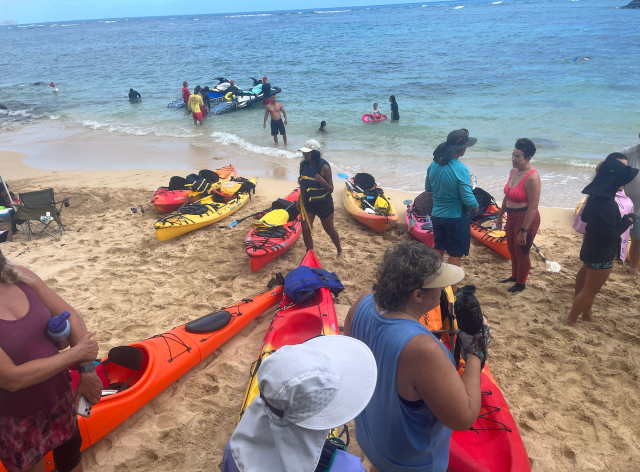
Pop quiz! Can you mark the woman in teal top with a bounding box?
[344,241,489,472]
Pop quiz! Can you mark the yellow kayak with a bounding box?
[342,182,398,233]
[155,177,258,241]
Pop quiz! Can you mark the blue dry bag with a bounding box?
[284,266,344,304]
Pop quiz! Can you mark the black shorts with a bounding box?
[271,118,286,136]
[432,215,471,258]
[305,194,334,220]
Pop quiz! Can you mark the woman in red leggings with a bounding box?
[496,138,541,293]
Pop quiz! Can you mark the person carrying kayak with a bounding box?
[566,157,637,334]
[0,254,102,472]
[221,335,377,472]
[344,241,490,472]
[296,139,342,256]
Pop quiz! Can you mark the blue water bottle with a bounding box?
[47,311,71,348]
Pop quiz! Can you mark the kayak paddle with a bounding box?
[403,199,413,206]
[220,200,297,228]
[532,242,561,273]
[338,173,384,215]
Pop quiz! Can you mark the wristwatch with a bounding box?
[520,227,527,233]
[78,362,96,374]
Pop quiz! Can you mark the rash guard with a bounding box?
[425,159,478,218]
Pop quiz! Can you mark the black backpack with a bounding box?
[354,173,376,191]
[469,187,497,221]
[413,192,434,217]
[198,169,220,183]
[168,176,189,191]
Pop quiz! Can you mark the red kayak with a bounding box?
[423,293,530,472]
[449,363,531,472]
[244,188,302,273]
[239,249,339,419]
[0,284,283,472]
[151,165,236,212]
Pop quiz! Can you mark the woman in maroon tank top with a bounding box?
[0,254,102,472]
[495,138,542,294]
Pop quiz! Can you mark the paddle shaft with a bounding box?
[532,242,548,263]
[345,180,383,215]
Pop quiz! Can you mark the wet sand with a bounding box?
[1,148,640,471]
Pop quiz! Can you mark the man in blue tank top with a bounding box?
[344,241,490,472]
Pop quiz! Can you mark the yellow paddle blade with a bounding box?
[487,229,506,238]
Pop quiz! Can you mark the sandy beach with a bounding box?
[2,146,640,472]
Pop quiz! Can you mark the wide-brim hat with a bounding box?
[421,261,465,289]
[295,335,377,430]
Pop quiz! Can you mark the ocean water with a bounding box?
[1,0,639,206]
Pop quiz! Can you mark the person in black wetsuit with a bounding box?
[566,156,638,334]
[389,95,399,122]
[128,89,141,102]
[201,86,212,112]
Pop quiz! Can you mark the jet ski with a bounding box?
[168,78,281,112]
[210,77,282,115]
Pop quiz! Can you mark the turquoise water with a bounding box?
[1,0,639,206]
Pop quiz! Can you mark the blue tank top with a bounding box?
[351,294,454,472]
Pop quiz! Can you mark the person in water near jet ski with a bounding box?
[261,76,271,105]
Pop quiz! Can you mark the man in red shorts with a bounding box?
[188,86,204,125]
[182,81,190,104]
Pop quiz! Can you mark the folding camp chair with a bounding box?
[14,189,70,241]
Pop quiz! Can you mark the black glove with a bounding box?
[623,213,637,225]
[458,325,491,365]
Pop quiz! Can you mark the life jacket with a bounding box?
[299,158,330,203]
[212,177,256,203]
[220,181,243,197]
[253,209,289,230]
[284,265,344,304]
[186,174,212,194]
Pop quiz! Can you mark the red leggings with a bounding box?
[505,208,541,284]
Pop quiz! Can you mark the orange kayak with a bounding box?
[238,249,339,421]
[151,165,236,212]
[470,204,511,259]
[3,283,283,472]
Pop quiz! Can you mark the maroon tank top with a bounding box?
[0,283,71,417]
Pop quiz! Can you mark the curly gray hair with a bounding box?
[372,241,441,312]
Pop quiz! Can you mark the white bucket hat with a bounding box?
[299,139,321,153]
[230,335,377,472]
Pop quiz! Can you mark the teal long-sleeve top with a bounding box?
[425,159,478,218]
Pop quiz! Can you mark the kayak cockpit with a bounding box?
[101,345,149,397]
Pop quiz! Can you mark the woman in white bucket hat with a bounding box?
[222,335,377,472]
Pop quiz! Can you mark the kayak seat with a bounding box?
[354,173,376,191]
[199,169,220,183]
[470,187,497,222]
[168,176,189,191]
[103,346,144,393]
[272,198,300,222]
[185,310,233,334]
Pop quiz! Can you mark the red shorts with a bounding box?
[200,105,207,116]
[192,112,202,122]
[262,97,271,105]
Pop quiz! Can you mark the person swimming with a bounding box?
[318,120,327,132]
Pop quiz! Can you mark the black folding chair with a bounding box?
[14,189,70,241]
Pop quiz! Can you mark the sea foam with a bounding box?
[211,132,300,160]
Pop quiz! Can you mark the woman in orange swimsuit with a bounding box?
[496,139,542,293]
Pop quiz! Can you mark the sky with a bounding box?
[0,0,421,24]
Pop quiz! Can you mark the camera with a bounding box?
[453,285,484,335]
